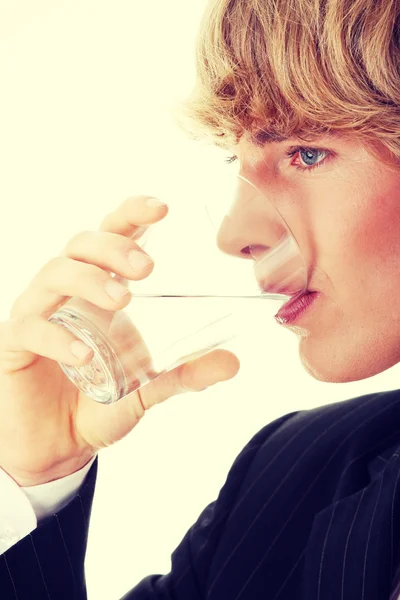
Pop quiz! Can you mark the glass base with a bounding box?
[49,308,128,404]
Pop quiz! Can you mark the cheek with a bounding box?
[312,180,400,299]
[349,190,400,290]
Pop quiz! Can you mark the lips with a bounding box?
[280,289,313,309]
[275,290,318,324]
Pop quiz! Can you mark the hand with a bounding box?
[0,196,240,486]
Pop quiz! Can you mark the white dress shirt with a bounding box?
[0,456,96,554]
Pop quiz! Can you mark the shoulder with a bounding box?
[253,387,400,458]
[224,388,400,502]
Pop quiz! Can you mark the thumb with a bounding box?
[141,349,240,409]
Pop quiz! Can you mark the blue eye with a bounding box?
[286,146,330,172]
[300,149,317,165]
[223,147,331,172]
[299,148,323,166]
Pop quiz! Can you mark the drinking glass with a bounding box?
[49,175,308,404]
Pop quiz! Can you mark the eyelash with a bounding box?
[224,146,331,173]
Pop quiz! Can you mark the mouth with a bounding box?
[274,289,319,325]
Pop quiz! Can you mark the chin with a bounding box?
[300,357,363,383]
[298,336,400,384]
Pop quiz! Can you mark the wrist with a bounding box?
[3,450,96,487]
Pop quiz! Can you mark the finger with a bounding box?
[99,195,168,237]
[10,257,134,320]
[140,349,241,410]
[11,195,168,321]
[59,230,154,279]
[0,316,94,374]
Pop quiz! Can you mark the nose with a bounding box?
[215,178,307,297]
[215,177,284,256]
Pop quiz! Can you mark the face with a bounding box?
[216,133,400,383]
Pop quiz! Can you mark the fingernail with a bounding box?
[146,197,167,208]
[128,250,153,271]
[70,340,92,360]
[105,280,131,300]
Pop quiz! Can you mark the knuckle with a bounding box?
[34,260,52,287]
[9,292,25,318]
[64,230,93,252]
[122,195,147,209]
[38,257,68,288]
[103,231,133,254]
[91,265,111,288]
[71,261,105,289]
[42,255,65,274]
[9,314,60,352]
[10,314,30,344]
[29,319,49,349]
[41,257,105,294]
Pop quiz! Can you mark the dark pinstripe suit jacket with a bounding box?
[3,388,400,599]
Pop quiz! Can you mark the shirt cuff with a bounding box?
[0,456,96,555]
[0,467,36,554]
[21,455,97,521]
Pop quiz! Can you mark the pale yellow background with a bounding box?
[0,2,399,598]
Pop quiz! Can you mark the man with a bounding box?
[2,0,400,597]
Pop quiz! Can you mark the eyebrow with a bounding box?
[250,129,339,148]
[250,130,289,147]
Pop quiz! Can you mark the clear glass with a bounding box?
[49,175,308,404]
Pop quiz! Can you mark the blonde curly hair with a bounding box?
[173,0,400,166]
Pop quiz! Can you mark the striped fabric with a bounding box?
[0,459,96,599]
[4,389,400,599]
[390,561,400,600]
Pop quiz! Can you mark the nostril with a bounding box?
[242,245,270,257]
[248,244,272,259]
